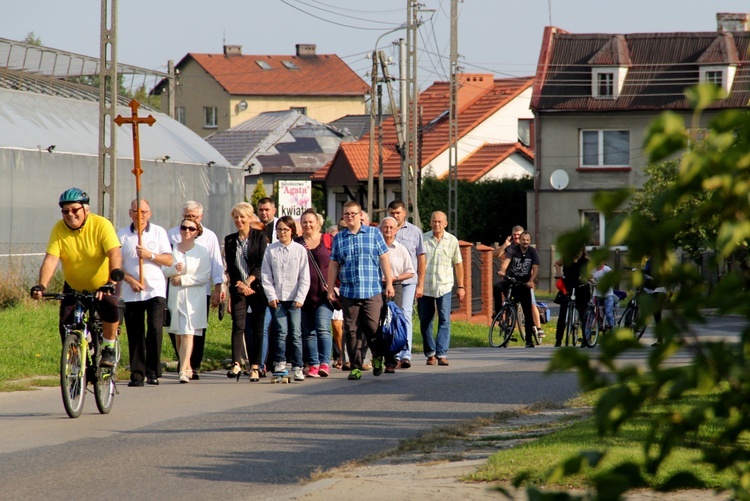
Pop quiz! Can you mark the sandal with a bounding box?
[249,367,260,382]
[227,362,242,382]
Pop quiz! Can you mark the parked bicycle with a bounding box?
[617,267,649,340]
[582,285,627,348]
[560,282,583,347]
[488,276,539,348]
[43,283,121,418]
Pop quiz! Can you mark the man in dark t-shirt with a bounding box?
[495,231,540,348]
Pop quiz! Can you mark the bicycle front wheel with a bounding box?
[61,333,86,418]
[566,304,579,347]
[583,307,600,348]
[489,305,517,348]
[95,337,120,414]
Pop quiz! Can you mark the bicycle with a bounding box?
[489,276,539,348]
[583,285,627,348]
[617,267,648,340]
[559,284,581,347]
[43,283,121,418]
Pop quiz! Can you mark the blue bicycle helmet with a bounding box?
[58,188,89,207]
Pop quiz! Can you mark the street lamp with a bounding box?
[367,23,408,218]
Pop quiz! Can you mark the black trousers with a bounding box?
[495,279,535,345]
[169,295,209,372]
[124,297,165,381]
[229,289,267,366]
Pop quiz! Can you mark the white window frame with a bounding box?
[591,66,627,99]
[580,129,630,168]
[203,106,218,128]
[699,65,736,93]
[176,106,186,125]
[582,210,627,250]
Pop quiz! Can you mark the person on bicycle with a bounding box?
[30,188,123,367]
[497,231,539,348]
[553,247,591,347]
[493,225,544,338]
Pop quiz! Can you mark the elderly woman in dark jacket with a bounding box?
[224,202,268,381]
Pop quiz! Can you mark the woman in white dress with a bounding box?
[163,218,211,383]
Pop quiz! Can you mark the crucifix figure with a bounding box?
[115,99,156,285]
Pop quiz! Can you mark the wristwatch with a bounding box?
[149,252,154,261]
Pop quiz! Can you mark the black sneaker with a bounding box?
[372,356,384,376]
[128,379,143,387]
[525,344,535,348]
[100,346,116,367]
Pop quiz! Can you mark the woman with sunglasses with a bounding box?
[163,218,211,383]
[261,216,310,381]
[224,202,268,382]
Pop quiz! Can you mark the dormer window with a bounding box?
[591,67,626,99]
[699,66,735,93]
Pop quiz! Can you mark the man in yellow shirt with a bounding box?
[31,188,123,367]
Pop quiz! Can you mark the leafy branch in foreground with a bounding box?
[509,84,750,500]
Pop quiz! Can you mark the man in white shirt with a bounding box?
[118,199,173,386]
[167,200,225,379]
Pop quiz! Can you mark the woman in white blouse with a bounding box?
[163,218,211,383]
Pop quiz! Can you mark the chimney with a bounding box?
[717,13,750,32]
[224,44,242,56]
[457,74,495,113]
[296,44,317,57]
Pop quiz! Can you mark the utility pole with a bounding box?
[447,0,459,234]
[367,51,378,217]
[398,38,408,203]
[98,0,118,221]
[406,0,421,228]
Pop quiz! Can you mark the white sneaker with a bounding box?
[273,361,287,375]
[293,367,305,381]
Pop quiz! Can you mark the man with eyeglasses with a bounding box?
[328,200,394,380]
[31,188,123,367]
[167,200,225,379]
[117,199,173,386]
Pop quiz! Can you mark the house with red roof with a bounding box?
[529,13,750,288]
[153,44,369,138]
[313,74,535,222]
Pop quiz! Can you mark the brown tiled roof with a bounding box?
[332,75,533,181]
[532,29,750,111]
[440,142,534,182]
[311,142,398,182]
[183,53,369,96]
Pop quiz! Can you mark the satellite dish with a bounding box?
[550,170,569,190]
[237,100,248,112]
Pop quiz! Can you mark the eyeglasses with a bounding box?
[180,225,198,232]
[129,209,150,214]
[61,206,84,215]
[342,212,360,218]
[276,228,291,233]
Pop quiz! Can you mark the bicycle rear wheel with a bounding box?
[94,338,119,414]
[61,333,86,418]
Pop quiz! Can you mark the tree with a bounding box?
[629,158,719,262]
[23,32,42,46]
[523,85,750,500]
[250,178,267,209]
[418,173,532,244]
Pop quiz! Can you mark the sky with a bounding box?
[3,0,750,93]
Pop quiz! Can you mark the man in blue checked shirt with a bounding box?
[328,200,395,381]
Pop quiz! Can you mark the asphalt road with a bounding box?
[0,317,740,501]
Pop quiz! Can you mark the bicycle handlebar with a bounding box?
[41,283,117,301]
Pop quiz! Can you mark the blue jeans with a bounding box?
[272,301,303,369]
[301,302,334,366]
[600,295,615,328]
[418,292,452,358]
[397,282,416,361]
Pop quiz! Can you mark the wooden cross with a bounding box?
[115,99,156,285]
